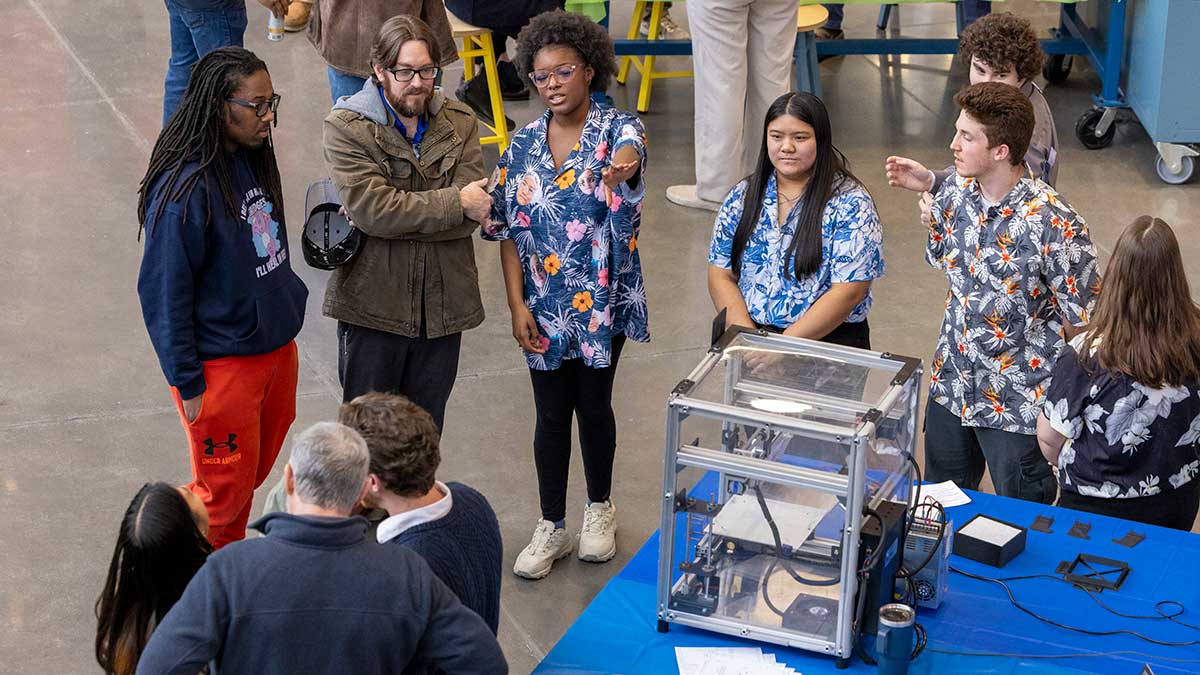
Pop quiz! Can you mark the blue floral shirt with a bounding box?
[481,103,649,370]
[707,174,884,330]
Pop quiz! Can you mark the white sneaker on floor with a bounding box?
[578,501,617,563]
[513,519,574,579]
[665,184,722,212]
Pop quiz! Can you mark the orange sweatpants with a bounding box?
[171,341,298,549]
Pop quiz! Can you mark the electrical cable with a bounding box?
[950,566,1200,647]
[925,647,1200,664]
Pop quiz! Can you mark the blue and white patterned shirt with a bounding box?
[481,103,649,371]
[707,174,884,330]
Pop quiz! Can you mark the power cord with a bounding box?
[950,566,1200,647]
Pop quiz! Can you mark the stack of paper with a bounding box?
[918,480,971,507]
[675,647,799,675]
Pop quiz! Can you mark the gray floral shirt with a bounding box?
[1044,336,1200,497]
[926,175,1100,434]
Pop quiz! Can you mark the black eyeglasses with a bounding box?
[228,93,281,125]
[386,66,440,83]
[529,64,580,88]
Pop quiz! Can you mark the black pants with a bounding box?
[923,400,1057,504]
[529,334,627,523]
[337,321,461,432]
[1058,480,1200,531]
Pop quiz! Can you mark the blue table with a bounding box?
[533,490,1200,674]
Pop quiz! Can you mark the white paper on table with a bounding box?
[959,515,1022,546]
[917,480,971,507]
[674,647,799,675]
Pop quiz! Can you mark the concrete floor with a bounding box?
[2,1,1198,673]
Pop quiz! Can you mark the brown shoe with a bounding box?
[284,2,311,32]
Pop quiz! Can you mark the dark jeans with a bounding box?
[337,321,462,432]
[163,0,247,125]
[327,67,368,105]
[923,400,1056,504]
[529,334,627,523]
[1058,480,1200,531]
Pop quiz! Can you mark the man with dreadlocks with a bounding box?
[322,15,490,432]
[137,46,309,549]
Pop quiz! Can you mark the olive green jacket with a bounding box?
[322,82,485,338]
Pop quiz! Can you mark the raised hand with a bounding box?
[601,160,640,190]
[885,156,935,193]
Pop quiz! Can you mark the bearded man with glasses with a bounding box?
[322,15,491,433]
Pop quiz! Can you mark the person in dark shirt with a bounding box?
[137,47,308,549]
[136,422,507,675]
[343,392,503,633]
[1039,216,1200,531]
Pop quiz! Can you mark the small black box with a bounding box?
[952,514,1026,568]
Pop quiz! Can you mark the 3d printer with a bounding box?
[656,329,922,667]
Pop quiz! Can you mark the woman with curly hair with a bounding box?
[1038,217,1200,530]
[886,12,1058,192]
[481,10,649,580]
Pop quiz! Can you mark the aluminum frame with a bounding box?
[657,329,922,661]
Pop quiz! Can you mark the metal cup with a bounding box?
[876,603,915,675]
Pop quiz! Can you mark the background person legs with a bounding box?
[572,335,626,505]
[923,400,987,490]
[742,0,801,177]
[530,362,581,524]
[162,0,248,124]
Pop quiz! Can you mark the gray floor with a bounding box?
[2,1,1198,673]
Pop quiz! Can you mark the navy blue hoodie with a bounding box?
[137,152,308,399]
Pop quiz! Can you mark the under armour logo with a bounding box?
[202,434,239,456]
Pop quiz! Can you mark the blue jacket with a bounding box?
[135,513,507,675]
[137,152,308,399]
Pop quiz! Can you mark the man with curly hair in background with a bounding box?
[886,12,1059,193]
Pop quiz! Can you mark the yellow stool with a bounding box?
[616,0,693,114]
[446,10,508,152]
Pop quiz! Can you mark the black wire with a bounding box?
[1084,589,1200,632]
[911,622,928,659]
[926,647,1200,663]
[950,566,1200,647]
[897,502,947,579]
[752,485,840,587]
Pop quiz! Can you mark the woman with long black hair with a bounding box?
[95,483,212,675]
[708,92,883,350]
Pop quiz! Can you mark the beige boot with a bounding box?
[284,1,311,32]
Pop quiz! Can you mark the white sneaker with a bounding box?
[513,519,574,579]
[578,501,617,563]
[666,184,722,212]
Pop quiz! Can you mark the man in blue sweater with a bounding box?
[342,392,503,633]
[136,422,507,675]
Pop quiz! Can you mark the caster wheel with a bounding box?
[1076,108,1116,150]
[1043,54,1072,84]
[1156,155,1195,185]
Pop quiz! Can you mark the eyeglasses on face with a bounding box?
[228,93,281,125]
[387,66,440,83]
[528,64,581,88]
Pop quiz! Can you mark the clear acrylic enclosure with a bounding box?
[657,329,922,658]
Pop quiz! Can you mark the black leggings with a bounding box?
[1057,479,1200,531]
[529,334,627,523]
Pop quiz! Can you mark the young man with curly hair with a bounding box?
[482,10,649,579]
[344,392,503,634]
[910,82,1099,504]
[886,12,1058,191]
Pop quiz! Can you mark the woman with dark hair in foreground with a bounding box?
[95,482,211,675]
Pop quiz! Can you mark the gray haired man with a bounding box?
[138,422,507,675]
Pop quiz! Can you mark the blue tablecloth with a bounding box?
[533,490,1200,674]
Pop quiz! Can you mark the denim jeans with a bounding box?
[163,0,248,126]
[327,67,368,105]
